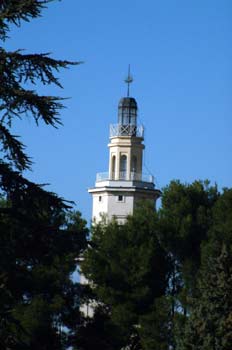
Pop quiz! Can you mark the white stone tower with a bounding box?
[88,74,161,223]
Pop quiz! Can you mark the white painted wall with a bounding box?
[92,191,134,223]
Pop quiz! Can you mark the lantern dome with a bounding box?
[118,97,137,126]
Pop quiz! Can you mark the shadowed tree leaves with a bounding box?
[0,1,53,41]
[179,244,232,350]
[158,180,219,302]
[80,183,231,350]
[159,180,219,266]
[81,203,171,350]
[139,297,171,350]
[0,1,86,349]
[175,188,232,350]
[0,192,88,349]
[0,47,80,171]
[0,0,81,172]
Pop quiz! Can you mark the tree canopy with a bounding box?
[0,1,87,349]
[80,182,232,350]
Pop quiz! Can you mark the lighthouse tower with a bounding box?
[88,72,161,223]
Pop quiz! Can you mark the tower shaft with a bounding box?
[88,95,160,223]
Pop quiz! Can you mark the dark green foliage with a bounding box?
[0,1,51,41]
[152,180,220,349]
[0,1,81,172]
[206,188,232,250]
[0,191,88,349]
[139,297,171,350]
[80,182,231,350]
[159,180,219,315]
[75,305,126,350]
[81,203,171,349]
[0,47,79,172]
[179,244,232,350]
[159,180,219,268]
[0,1,86,349]
[175,188,232,350]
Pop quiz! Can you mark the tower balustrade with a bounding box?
[109,124,144,138]
[96,171,154,184]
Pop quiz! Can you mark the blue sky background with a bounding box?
[6,0,232,221]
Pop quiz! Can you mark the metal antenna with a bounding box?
[124,64,133,97]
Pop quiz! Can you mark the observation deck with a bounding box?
[110,124,144,138]
[94,171,155,190]
[96,171,153,183]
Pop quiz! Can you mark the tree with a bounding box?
[158,180,219,335]
[0,0,80,213]
[178,244,232,350]
[0,1,86,349]
[176,188,232,350]
[0,196,88,349]
[80,203,171,350]
[80,181,226,350]
[0,1,81,173]
[139,296,171,350]
[159,180,219,284]
[75,305,126,350]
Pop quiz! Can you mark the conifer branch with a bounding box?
[0,0,53,40]
[0,161,71,211]
[0,123,31,170]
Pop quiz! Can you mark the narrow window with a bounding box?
[118,195,123,202]
[132,156,137,172]
[120,155,127,179]
[99,196,102,202]
[112,155,116,179]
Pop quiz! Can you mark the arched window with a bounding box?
[120,155,127,179]
[131,156,137,180]
[111,155,116,179]
[132,156,137,172]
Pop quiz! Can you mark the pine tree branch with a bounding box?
[0,161,71,212]
[0,86,64,126]
[0,0,53,40]
[0,122,32,170]
[0,49,80,87]
[0,48,82,129]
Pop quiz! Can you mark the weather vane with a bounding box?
[124,64,133,97]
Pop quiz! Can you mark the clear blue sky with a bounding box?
[7,0,232,221]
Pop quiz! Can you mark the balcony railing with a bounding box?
[96,172,109,182]
[96,171,154,184]
[110,124,144,138]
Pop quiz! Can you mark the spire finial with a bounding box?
[124,64,133,97]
